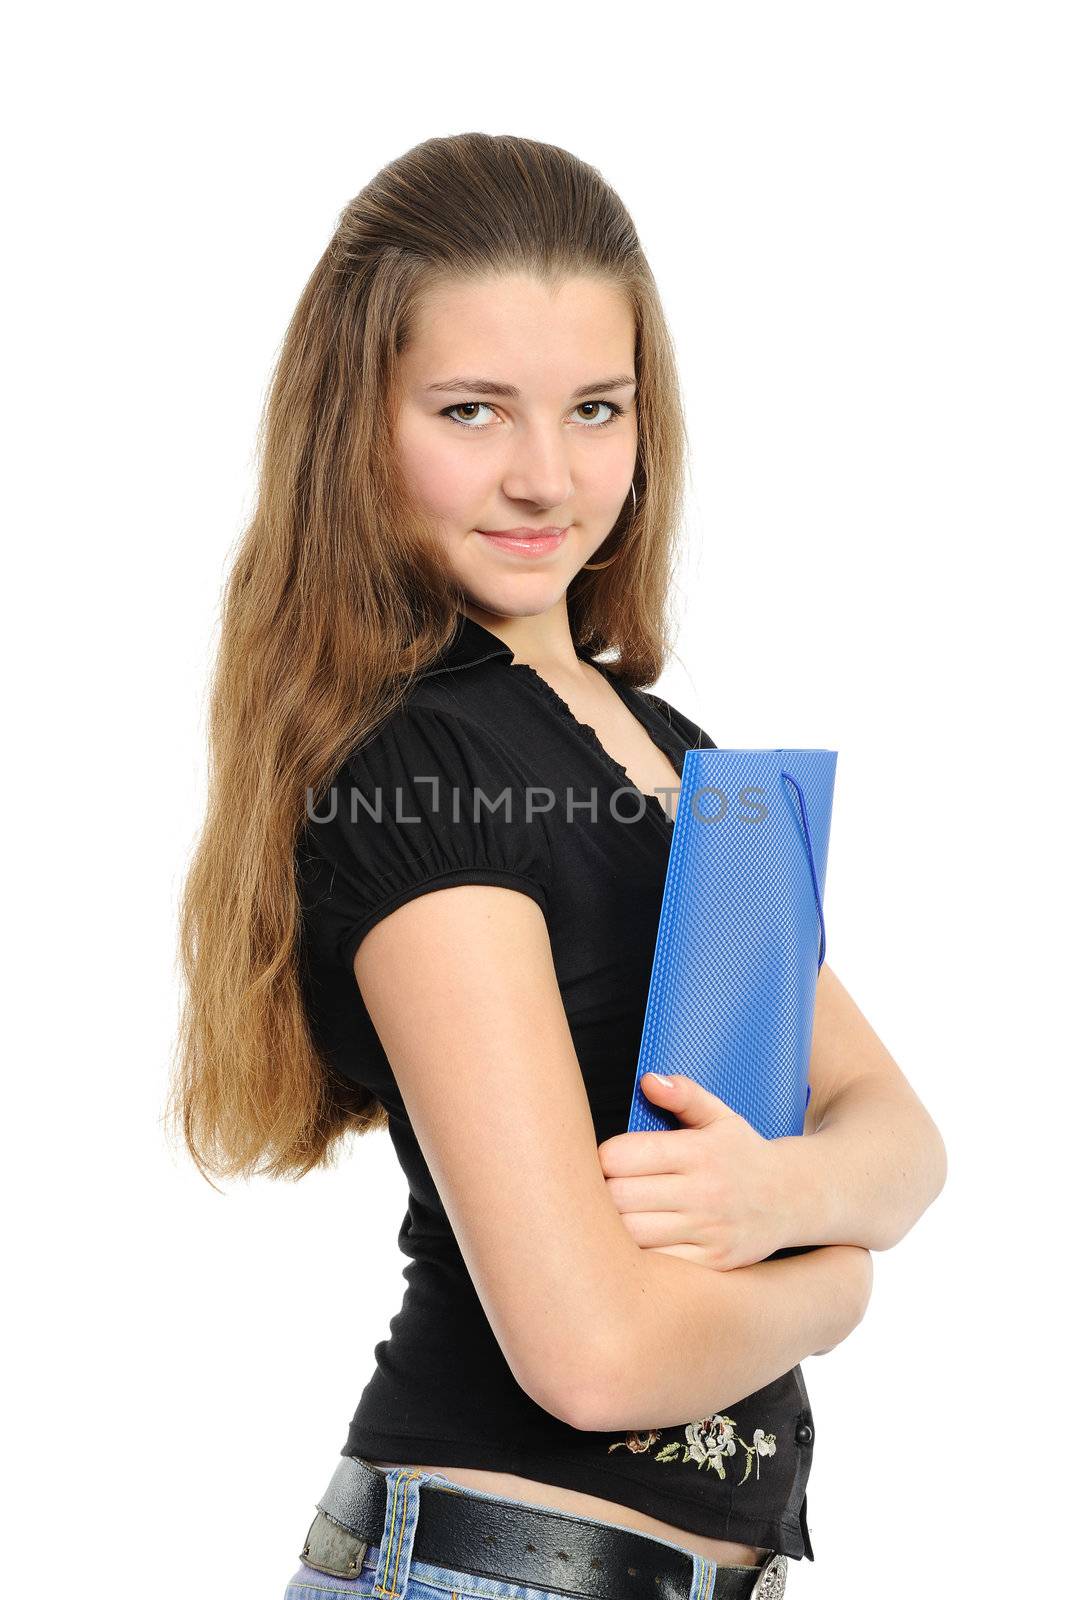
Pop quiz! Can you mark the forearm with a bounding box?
[580,1241,865,1434]
[772,1078,948,1252]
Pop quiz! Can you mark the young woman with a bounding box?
[170,133,946,1600]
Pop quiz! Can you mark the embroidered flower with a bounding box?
[606,1429,662,1454]
[607,1414,777,1486]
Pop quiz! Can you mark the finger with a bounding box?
[648,1242,707,1263]
[617,1209,698,1249]
[639,1073,738,1129]
[603,1172,691,1214]
[598,1126,702,1177]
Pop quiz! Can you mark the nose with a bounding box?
[499,425,573,512]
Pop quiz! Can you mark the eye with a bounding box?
[440,400,628,430]
[573,400,626,428]
[441,402,494,429]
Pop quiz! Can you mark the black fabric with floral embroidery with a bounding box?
[297,613,817,1562]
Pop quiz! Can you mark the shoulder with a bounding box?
[337,693,523,795]
[298,697,554,971]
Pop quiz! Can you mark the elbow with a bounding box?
[876,1120,950,1252]
[934,1124,949,1196]
[922,1118,949,1207]
[563,1331,653,1433]
[517,1328,635,1434]
[507,1230,659,1432]
[562,1353,634,1433]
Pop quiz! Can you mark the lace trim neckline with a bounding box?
[508,658,680,831]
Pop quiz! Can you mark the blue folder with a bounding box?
[627,749,837,1141]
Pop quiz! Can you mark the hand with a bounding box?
[596,1071,795,1271]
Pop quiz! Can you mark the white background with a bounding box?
[5,3,1062,1595]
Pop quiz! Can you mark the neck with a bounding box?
[460,597,584,678]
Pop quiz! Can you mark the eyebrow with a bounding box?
[424,374,638,400]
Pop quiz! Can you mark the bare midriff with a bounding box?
[361,1460,770,1569]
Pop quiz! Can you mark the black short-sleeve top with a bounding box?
[295,613,816,1562]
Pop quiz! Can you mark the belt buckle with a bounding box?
[301,1508,371,1580]
[750,1551,787,1598]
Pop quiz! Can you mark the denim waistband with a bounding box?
[285,1455,789,1600]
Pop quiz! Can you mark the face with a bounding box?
[393,273,638,620]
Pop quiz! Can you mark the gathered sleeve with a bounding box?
[296,704,555,973]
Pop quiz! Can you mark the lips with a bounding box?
[476,526,570,558]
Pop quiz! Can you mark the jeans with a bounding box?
[283,1464,721,1600]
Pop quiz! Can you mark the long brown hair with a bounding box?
[166,132,690,1188]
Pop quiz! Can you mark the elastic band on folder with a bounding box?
[780,769,827,970]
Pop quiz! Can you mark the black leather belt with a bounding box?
[299,1455,788,1600]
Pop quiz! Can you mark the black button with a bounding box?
[796,1422,814,1445]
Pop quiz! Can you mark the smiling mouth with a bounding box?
[475,527,570,557]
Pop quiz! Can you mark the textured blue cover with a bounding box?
[627,749,837,1140]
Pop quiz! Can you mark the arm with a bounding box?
[772,1083,947,1253]
[354,886,872,1435]
[578,1237,871,1433]
[775,964,949,1251]
[601,964,948,1266]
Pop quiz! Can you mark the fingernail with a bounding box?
[645,1073,674,1088]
